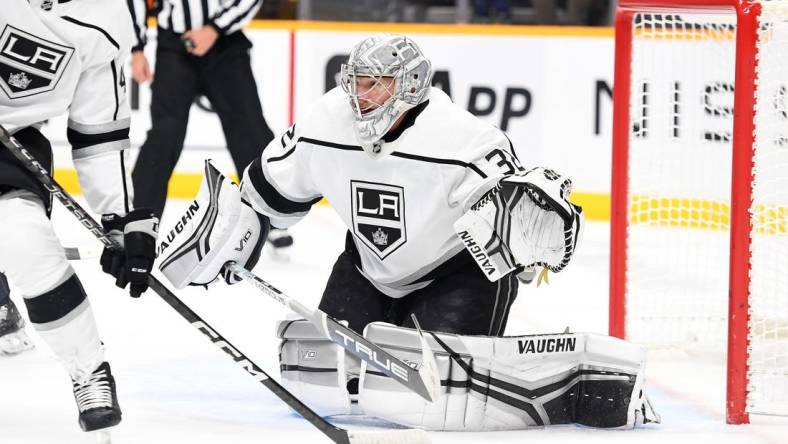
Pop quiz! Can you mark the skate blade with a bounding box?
[0,330,35,355]
[91,429,112,444]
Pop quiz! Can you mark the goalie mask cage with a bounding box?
[611,0,788,424]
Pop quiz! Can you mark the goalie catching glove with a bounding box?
[157,160,269,288]
[454,167,584,282]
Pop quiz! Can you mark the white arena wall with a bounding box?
[45,21,616,220]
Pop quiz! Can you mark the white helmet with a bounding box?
[340,34,433,156]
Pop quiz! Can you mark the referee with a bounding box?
[127,0,274,219]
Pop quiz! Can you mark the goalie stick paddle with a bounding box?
[225,262,443,404]
[0,125,430,444]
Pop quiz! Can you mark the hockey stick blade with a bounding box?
[226,262,442,403]
[346,429,430,444]
[64,246,102,261]
[0,124,427,444]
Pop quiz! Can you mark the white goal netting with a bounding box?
[747,0,788,416]
[622,3,788,416]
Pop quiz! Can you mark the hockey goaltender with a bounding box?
[157,33,660,432]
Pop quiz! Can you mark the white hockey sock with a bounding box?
[33,301,105,382]
[25,273,105,382]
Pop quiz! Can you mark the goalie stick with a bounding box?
[224,262,442,403]
[0,124,430,444]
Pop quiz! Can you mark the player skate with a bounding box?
[72,361,122,432]
[0,299,34,355]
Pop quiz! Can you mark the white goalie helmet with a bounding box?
[340,33,433,155]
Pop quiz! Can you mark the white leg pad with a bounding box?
[359,322,654,431]
[277,319,359,416]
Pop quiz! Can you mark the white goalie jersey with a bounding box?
[0,0,134,215]
[242,87,523,296]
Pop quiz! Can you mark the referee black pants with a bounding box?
[133,30,274,218]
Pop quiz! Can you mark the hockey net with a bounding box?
[611,0,788,424]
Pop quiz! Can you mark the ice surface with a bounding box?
[1,199,786,443]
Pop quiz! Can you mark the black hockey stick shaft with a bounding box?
[0,125,352,444]
[64,246,101,260]
[145,279,352,444]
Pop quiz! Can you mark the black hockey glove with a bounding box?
[101,209,159,297]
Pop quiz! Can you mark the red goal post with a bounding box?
[611,0,787,425]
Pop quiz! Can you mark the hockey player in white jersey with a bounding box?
[162,33,570,335]
[155,34,666,432]
[0,0,158,435]
[233,33,583,336]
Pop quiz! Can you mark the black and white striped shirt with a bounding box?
[127,0,262,51]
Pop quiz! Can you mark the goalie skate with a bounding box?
[72,362,122,432]
[635,391,661,426]
[0,300,34,355]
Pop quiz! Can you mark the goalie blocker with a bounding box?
[158,160,269,288]
[455,167,584,282]
[278,319,659,430]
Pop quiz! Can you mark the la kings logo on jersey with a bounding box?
[351,181,406,259]
[0,25,74,99]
